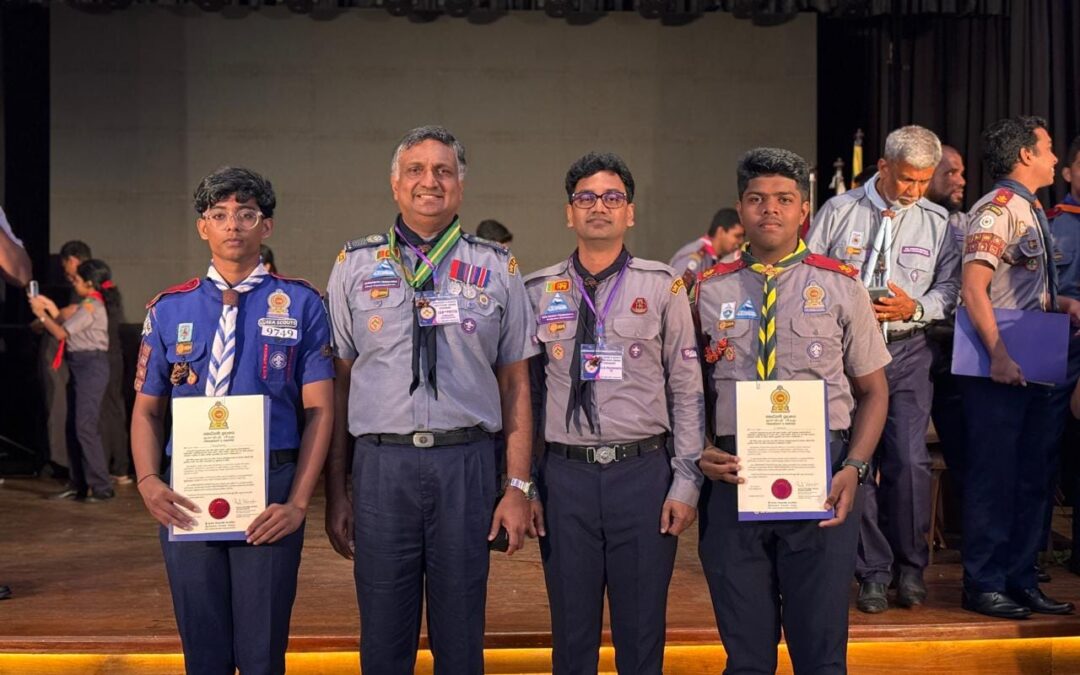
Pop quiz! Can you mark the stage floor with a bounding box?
[3,475,1080,670]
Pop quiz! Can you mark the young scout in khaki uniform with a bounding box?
[696,147,890,675]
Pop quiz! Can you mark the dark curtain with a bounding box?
[818,0,1080,209]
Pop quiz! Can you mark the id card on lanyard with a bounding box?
[572,256,630,381]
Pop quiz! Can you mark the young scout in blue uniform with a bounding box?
[957,116,1079,619]
[1051,135,1080,574]
[807,125,961,613]
[525,152,705,675]
[324,126,538,675]
[697,148,890,674]
[130,167,335,674]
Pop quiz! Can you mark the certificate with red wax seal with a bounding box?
[169,394,270,541]
[735,380,831,521]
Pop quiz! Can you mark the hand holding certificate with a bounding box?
[735,379,831,521]
[170,394,270,541]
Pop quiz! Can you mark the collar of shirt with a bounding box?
[396,214,454,250]
[571,246,631,288]
[864,172,915,216]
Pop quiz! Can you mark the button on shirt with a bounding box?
[807,184,961,328]
[526,256,705,505]
[136,276,334,452]
[962,189,1051,311]
[327,231,539,436]
[696,258,891,436]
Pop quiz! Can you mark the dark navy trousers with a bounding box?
[1040,335,1080,557]
[65,350,111,494]
[699,440,861,675]
[352,436,497,675]
[161,463,303,675]
[539,447,677,675]
[958,376,1057,592]
[857,334,933,582]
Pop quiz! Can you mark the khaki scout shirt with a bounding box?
[696,255,891,437]
[807,186,960,328]
[327,230,539,436]
[525,256,705,506]
[63,296,108,352]
[962,188,1050,311]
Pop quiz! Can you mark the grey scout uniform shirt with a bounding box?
[525,257,705,506]
[807,186,961,329]
[327,231,540,436]
[696,257,892,436]
[963,188,1051,311]
[64,296,108,352]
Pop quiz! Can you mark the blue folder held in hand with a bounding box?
[951,306,1069,385]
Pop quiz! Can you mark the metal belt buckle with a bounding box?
[588,445,617,464]
[412,432,435,448]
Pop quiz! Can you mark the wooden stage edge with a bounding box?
[4,477,1080,673]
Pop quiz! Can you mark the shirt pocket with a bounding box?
[164,339,208,395]
[1054,240,1076,269]
[536,317,577,362]
[895,251,933,285]
[258,330,303,385]
[705,316,753,372]
[353,283,409,345]
[788,314,842,373]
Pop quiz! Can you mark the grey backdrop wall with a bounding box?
[50,5,816,321]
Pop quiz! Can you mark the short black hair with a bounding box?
[1065,135,1080,168]
[564,152,635,203]
[707,208,741,237]
[59,240,91,262]
[476,219,512,244]
[193,166,276,217]
[736,147,811,199]
[982,116,1048,181]
[260,244,276,273]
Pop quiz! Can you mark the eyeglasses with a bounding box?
[569,191,629,210]
[202,209,264,230]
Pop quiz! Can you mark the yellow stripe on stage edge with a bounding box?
[5,638,1080,674]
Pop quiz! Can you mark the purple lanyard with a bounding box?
[394,223,441,286]
[570,256,630,346]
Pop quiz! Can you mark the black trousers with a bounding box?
[65,350,110,494]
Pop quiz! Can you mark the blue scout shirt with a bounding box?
[1051,194,1080,301]
[135,273,334,453]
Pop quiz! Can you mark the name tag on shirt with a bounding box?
[261,326,298,340]
[580,345,623,381]
[417,292,462,326]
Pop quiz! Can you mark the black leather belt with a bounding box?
[547,433,667,465]
[270,449,299,468]
[713,429,849,454]
[886,326,925,342]
[361,427,490,448]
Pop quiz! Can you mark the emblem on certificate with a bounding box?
[770,385,791,413]
[208,401,230,429]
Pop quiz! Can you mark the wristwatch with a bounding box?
[911,301,924,323]
[840,458,870,485]
[505,477,538,501]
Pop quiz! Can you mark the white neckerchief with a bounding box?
[204,263,267,397]
[861,173,914,288]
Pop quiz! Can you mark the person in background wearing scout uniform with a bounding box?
[130,167,335,674]
[324,125,538,675]
[1051,135,1080,576]
[957,116,1080,619]
[807,125,961,614]
[669,208,745,292]
[476,218,513,245]
[696,147,890,674]
[525,152,704,675]
[924,145,969,489]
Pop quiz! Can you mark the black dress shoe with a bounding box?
[962,591,1032,619]
[0,585,11,600]
[49,487,86,501]
[857,582,889,613]
[896,571,928,608]
[87,488,115,502]
[1010,588,1075,615]
[1036,563,1052,584]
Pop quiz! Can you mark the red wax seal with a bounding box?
[208,498,231,520]
[771,479,792,500]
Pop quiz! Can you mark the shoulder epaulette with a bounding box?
[524,261,569,285]
[146,278,201,309]
[1051,203,1080,217]
[270,272,322,296]
[699,259,746,283]
[803,253,858,278]
[992,188,1015,207]
[345,234,388,251]
[461,232,510,255]
[1047,206,1062,219]
[628,257,676,275]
